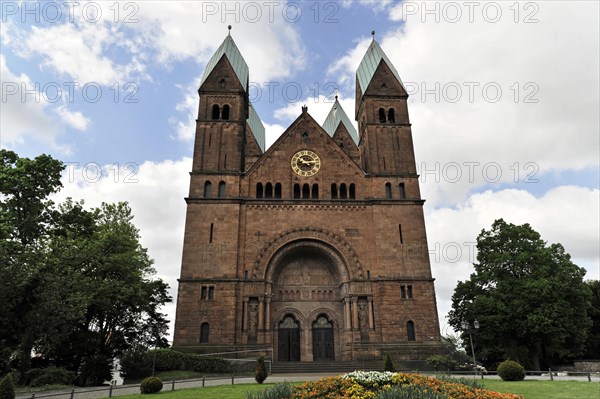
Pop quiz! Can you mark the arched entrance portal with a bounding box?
[278,315,300,361]
[312,315,334,361]
[268,240,348,362]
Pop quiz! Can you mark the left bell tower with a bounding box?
[174,28,261,347]
[192,29,249,179]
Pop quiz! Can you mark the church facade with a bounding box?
[173,32,443,362]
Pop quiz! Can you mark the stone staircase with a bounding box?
[271,360,429,374]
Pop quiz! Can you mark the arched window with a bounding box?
[349,184,356,199]
[222,104,230,120]
[339,183,347,199]
[331,183,338,199]
[265,183,273,198]
[200,322,209,343]
[211,104,220,120]
[218,181,226,198]
[385,183,392,199]
[203,181,212,198]
[274,183,282,199]
[407,321,416,341]
[379,108,386,123]
[388,108,395,123]
[399,183,406,199]
[293,183,300,199]
[302,184,310,199]
[256,183,263,198]
[311,184,319,199]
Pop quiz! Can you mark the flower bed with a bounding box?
[287,371,523,399]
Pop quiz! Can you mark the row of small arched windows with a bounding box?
[254,183,358,200]
[204,180,226,198]
[379,107,396,123]
[294,183,319,199]
[331,183,356,199]
[256,182,282,198]
[211,104,230,120]
[385,182,406,199]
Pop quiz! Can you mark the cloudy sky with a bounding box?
[2,0,598,340]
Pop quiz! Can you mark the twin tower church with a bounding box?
[173,30,444,363]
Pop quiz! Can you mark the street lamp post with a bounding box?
[461,319,480,376]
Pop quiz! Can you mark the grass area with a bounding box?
[115,383,271,399]
[481,379,600,399]
[112,379,600,399]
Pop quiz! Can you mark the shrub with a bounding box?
[254,356,267,384]
[245,382,293,399]
[120,348,153,380]
[149,349,187,371]
[191,356,230,373]
[426,355,457,371]
[384,354,395,372]
[497,360,525,381]
[140,376,163,394]
[376,384,449,399]
[0,374,15,399]
[76,355,112,387]
[25,366,75,387]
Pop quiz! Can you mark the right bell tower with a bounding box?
[356,35,417,177]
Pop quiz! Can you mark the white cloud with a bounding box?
[55,105,91,131]
[427,185,600,333]
[327,2,600,207]
[18,21,146,86]
[0,54,64,150]
[54,157,193,340]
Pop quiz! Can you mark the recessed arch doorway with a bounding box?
[267,239,349,361]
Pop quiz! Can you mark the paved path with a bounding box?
[16,372,600,399]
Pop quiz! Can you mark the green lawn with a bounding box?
[116,383,271,399]
[113,380,599,399]
[481,379,600,399]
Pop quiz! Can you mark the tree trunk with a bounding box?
[531,341,543,371]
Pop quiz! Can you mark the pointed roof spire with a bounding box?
[322,97,359,145]
[356,36,405,93]
[200,28,249,91]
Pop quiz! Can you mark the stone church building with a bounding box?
[173,31,443,363]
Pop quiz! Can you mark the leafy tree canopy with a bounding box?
[0,150,171,384]
[448,219,592,371]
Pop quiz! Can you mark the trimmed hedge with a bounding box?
[497,360,525,381]
[147,349,231,374]
[25,367,76,387]
[140,377,163,394]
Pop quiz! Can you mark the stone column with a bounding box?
[367,297,375,330]
[243,298,249,331]
[258,297,265,330]
[352,297,359,330]
[265,297,271,331]
[343,297,351,330]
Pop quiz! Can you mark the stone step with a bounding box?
[271,360,429,374]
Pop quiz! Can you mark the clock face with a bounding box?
[291,150,321,177]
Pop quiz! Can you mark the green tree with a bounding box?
[0,151,171,385]
[583,280,600,359]
[0,150,64,377]
[448,219,592,370]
